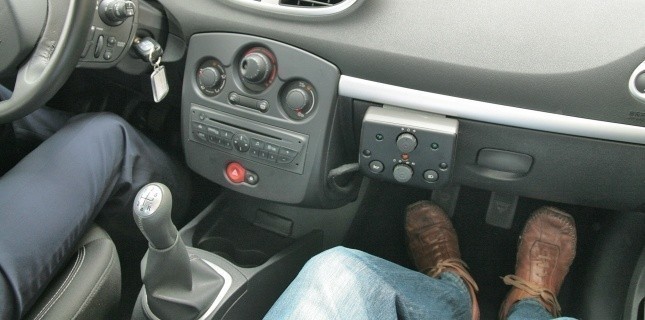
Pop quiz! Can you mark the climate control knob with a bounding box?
[393,164,414,183]
[284,88,311,111]
[196,60,226,97]
[396,133,418,153]
[281,81,316,120]
[197,67,221,90]
[240,52,272,84]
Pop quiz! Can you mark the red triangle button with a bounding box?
[226,162,246,183]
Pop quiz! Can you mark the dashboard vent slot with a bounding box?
[280,0,345,7]
[226,0,360,18]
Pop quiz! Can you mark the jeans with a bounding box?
[265,247,577,320]
[0,110,190,319]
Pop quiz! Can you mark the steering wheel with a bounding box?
[0,0,95,124]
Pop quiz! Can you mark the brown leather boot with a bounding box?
[405,200,480,320]
[499,207,577,319]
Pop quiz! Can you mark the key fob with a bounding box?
[134,37,163,63]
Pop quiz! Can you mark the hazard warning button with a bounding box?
[226,162,246,183]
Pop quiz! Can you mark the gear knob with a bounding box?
[133,183,177,249]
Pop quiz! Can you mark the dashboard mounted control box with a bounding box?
[359,106,458,189]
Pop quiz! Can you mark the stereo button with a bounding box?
[233,134,250,152]
[221,130,234,140]
[265,143,280,154]
[277,155,293,164]
[279,148,298,158]
[250,139,264,149]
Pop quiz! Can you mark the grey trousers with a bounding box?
[0,110,190,319]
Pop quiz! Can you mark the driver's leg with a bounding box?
[1,85,71,144]
[1,85,72,174]
[0,112,190,319]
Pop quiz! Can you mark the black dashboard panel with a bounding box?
[164,0,645,210]
[160,0,645,127]
[181,33,344,206]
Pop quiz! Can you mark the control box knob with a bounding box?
[393,164,414,183]
[240,52,272,84]
[396,133,418,153]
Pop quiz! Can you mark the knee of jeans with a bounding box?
[302,247,361,276]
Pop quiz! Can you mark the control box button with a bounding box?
[369,160,384,173]
[423,170,439,182]
[226,162,246,183]
[393,164,413,183]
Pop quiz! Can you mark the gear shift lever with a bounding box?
[133,183,224,320]
[133,183,177,249]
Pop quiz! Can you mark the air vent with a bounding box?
[226,0,360,18]
[280,0,344,7]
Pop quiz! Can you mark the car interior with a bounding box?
[1,0,644,319]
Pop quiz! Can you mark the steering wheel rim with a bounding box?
[0,0,95,124]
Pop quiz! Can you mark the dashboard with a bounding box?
[103,0,645,210]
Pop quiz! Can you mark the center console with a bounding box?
[130,32,360,320]
[181,33,353,207]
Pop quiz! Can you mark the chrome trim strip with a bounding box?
[225,0,359,17]
[339,76,645,145]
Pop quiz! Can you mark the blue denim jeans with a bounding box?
[265,247,576,320]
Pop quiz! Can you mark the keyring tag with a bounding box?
[150,57,169,103]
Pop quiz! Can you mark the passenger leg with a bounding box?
[265,246,472,320]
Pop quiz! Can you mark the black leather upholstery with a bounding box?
[24,225,121,320]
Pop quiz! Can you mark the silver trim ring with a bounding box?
[339,75,645,145]
[628,60,645,104]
